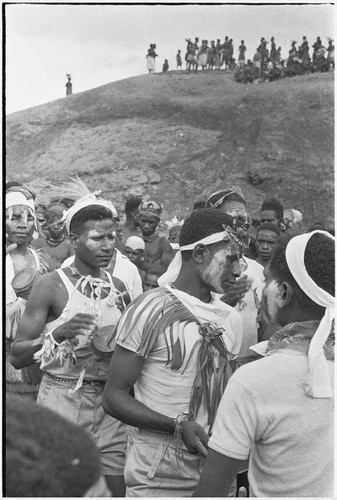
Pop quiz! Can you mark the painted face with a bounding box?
[256,229,279,262]
[73,219,116,269]
[200,242,242,294]
[6,205,35,245]
[220,200,248,225]
[169,228,181,244]
[138,215,159,237]
[260,210,279,226]
[124,246,144,265]
[261,264,283,324]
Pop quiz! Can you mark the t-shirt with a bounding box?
[208,351,334,497]
[116,286,242,431]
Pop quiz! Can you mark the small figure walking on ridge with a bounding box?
[65,74,72,96]
[163,59,169,73]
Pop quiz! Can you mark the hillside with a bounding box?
[6,70,334,227]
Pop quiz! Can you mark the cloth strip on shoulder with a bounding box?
[285,230,335,398]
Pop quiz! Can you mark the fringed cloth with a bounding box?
[118,286,235,433]
[266,320,334,361]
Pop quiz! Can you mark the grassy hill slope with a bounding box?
[6,70,334,226]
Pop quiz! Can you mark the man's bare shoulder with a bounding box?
[35,269,65,293]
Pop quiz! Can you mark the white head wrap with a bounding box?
[6,191,37,228]
[125,236,145,251]
[158,230,232,286]
[63,194,117,233]
[6,191,35,212]
[285,230,335,398]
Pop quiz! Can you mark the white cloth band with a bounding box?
[285,230,335,398]
[6,192,35,212]
[179,230,229,251]
[63,194,117,232]
[158,231,230,286]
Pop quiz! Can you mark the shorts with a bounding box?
[124,428,237,497]
[37,374,126,476]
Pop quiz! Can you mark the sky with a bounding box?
[4,1,335,114]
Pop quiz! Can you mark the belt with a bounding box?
[45,373,105,387]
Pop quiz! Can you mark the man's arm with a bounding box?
[194,450,248,497]
[11,273,97,369]
[139,238,174,275]
[102,344,209,455]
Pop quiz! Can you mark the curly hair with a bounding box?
[69,205,113,234]
[5,395,102,497]
[179,208,235,261]
[257,222,281,237]
[124,196,143,215]
[269,232,335,316]
[260,197,284,222]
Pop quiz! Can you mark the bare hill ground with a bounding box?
[6,70,334,227]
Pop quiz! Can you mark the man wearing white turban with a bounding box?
[195,230,334,497]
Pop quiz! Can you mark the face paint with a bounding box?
[261,278,283,324]
[200,245,240,294]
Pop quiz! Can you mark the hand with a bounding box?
[6,234,17,254]
[221,275,251,307]
[182,421,209,457]
[52,313,98,344]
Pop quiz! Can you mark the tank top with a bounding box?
[40,268,122,381]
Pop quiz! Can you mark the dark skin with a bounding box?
[11,218,126,497]
[194,263,324,497]
[137,214,173,275]
[102,241,241,457]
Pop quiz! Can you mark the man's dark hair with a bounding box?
[124,196,142,216]
[69,205,113,234]
[179,208,234,260]
[260,197,284,221]
[269,232,335,317]
[257,222,281,237]
[6,395,102,497]
[192,199,207,211]
[205,190,247,209]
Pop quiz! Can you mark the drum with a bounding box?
[11,267,37,299]
[91,325,118,355]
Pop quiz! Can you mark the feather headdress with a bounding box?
[49,176,117,232]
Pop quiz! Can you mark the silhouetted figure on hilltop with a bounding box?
[65,74,72,96]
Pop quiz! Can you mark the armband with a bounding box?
[33,330,76,367]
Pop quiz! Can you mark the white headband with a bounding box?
[6,192,35,213]
[285,230,335,398]
[158,230,232,286]
[63,194,117,233]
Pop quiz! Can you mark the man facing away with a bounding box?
[195,230,334,497]
[102,208,244,497]
[11,195,130,497]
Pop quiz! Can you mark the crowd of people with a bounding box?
[5,178,334,497]
[146,36,334,83]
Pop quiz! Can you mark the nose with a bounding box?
[17,218,28,229]
[232,260,242,278]
[262,241,269,249]
[102,237,114,251]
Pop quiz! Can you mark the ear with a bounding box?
[68,232,78,248]
[279,281,294,308]
[192,244,206,263]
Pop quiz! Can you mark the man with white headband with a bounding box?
[11,198,130,496]
[102,208,244,496]
[195,230,334,498]
[6,185,52,401]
